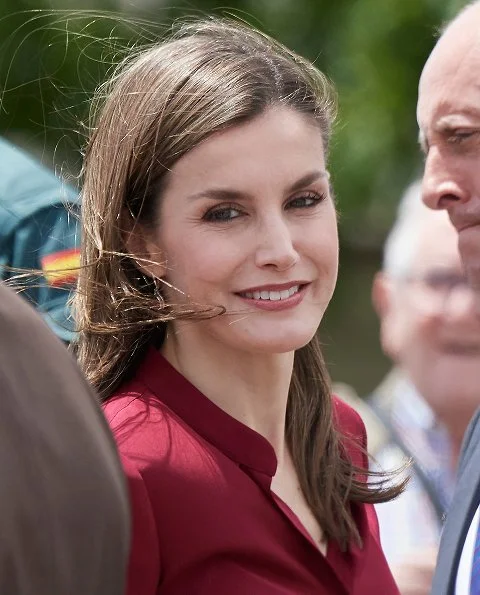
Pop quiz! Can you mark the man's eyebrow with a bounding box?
[436,109,480,129]
[186,169,329,201]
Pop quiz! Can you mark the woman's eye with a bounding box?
[286,193,325,209]
[203,206,243,222]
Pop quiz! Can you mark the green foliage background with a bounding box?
[0,0,469,392]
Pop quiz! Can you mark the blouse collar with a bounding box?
[136,345,278,481]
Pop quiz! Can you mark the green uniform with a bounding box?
[0,137,80,342]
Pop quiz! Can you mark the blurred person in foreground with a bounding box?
[0,281,129,594]
[369,181,480,595]
[0,137,80,342]
[417,1,480,592]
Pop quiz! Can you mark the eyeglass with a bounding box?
[400,270,473,312]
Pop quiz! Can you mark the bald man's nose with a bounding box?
[422,149,469,210]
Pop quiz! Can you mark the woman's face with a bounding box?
[143,106,339,355]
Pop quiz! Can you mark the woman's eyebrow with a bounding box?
[186,169,329,202]
[287,170,329,193]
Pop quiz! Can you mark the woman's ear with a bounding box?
[121,212,167,279]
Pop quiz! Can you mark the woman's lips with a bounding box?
[236,283,309,311]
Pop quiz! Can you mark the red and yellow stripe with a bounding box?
[41,247,80,286]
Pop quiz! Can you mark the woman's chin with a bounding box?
[238,330,317,354]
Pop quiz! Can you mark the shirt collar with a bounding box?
[136,345,278,479]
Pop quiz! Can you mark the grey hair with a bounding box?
[382,180,448,277]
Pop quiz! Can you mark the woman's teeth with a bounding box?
[242,285,300,301]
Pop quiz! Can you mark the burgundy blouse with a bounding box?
[104,346,399,595]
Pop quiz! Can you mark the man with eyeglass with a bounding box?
[368,181,480,595]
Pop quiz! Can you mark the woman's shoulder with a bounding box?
[102,378,181,461]
[103,378,160,427]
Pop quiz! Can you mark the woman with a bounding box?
[76,18,402,594]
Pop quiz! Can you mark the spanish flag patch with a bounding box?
[41,247,80,286]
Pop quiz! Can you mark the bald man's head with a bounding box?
[417,0,480,302]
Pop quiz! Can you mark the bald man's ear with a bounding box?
[121,213,167,279]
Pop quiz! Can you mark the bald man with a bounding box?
[0,282,129,594]
[418,2,480,593]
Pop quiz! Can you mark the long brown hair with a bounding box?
[76,17,404,551]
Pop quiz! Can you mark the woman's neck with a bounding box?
[161,324,294,457]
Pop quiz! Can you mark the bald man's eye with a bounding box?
[448,130,476,144]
